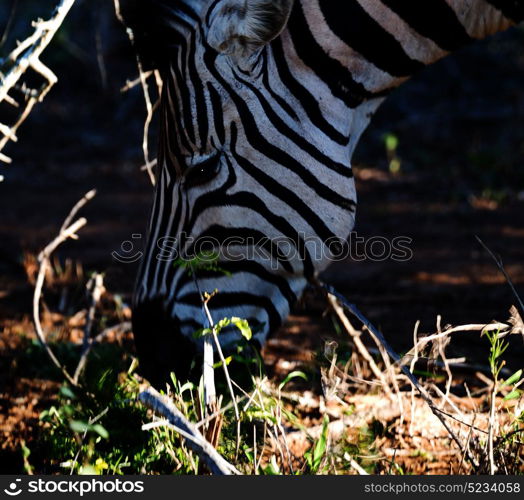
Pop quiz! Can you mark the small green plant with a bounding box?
[480,329,524,474]
[383,132,401,174]
[174,250,232,277]
[304,415,330,474]
[193,316,252,341]
[262,455,281,475]
[485,329,508,383]
[38,357,197,474]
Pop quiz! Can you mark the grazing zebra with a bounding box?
[125,0,524,384]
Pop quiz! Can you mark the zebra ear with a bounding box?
[206,0,295,59]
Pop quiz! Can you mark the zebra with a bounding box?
[124,0,524,385]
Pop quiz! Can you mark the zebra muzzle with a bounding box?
[132,297,199,386]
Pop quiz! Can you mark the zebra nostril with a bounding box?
[132,297,198,386]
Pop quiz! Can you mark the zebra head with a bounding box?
[132,0,369,383]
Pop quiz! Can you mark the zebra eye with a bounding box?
[183,154,221,188]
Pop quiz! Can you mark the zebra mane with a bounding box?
[206,0,295,58]
[118,0,203,68]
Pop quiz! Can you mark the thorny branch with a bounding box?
[0,0,76,168]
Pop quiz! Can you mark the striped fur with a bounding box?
[130,0,524,382]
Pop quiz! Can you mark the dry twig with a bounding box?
[32,189,96,387]
[327,292,393,397]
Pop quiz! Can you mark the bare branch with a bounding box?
[32,189,96,387]
[0,0,77,166]
[60,188,96,234]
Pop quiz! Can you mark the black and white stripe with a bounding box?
[128,0,524,383]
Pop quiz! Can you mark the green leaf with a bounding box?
[244,408,277,424]
[59,386,76,400]
[504,390,522,401]
[21,441,31,459]
[502,369,522,387]
[70,420,108,439]
[215,318,231,332]
[173,251,232,277]
[231,317,252,340]
[311,415,329,472]
[278,371,308,391]
[91,424,109,439]
[389,158,401,174]
[178,381,195,394]
[79,465,98,475]
[384,133,399,152]
[209,317,253,340]
[61,405,74,417]
[70,420,89,434]
[213,356,233,369]
[192,327,212,339]
[262,455,281,475]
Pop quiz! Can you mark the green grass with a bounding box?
[15,290,523,475]
[20,334,381,475]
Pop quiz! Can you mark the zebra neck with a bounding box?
[295,0,522,97]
